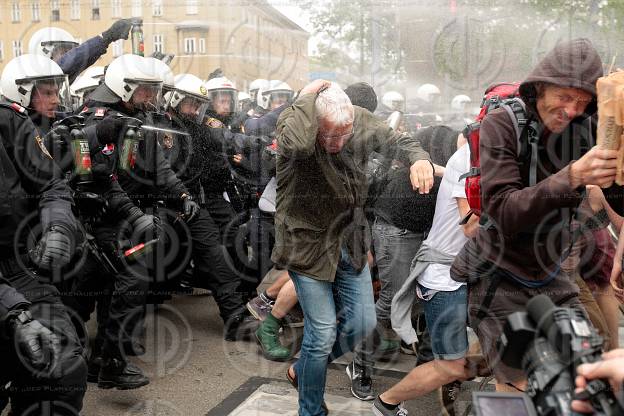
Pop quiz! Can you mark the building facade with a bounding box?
[0,0,309,90]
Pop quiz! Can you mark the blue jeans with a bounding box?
[419,283,468,360]
[290,247,377,416]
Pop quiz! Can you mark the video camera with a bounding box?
[472,294,623,416]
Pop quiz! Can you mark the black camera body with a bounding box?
[473,294,622,416]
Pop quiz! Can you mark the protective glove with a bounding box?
[132,214,159,242]
[8,309,61,379]
[101,18,134,44]
[126,207,159,243]
[95,117,128,145]
[31,225,73,270]
[181,194,200,223]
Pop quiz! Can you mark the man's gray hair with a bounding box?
[315,83,354,127]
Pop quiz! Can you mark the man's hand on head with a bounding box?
[409,159,434,194]
[299,79,332,97]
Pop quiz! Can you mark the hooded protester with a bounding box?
[446,38,621,393]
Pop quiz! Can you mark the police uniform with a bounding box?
[167,112,274,329]
[42,109,152,385]
[79,96,193,345]
[0,100,87,415]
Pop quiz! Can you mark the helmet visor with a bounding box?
[209,89,238,117]
[41,41,79,61]
[268,91,293,109]
[175,94,210,118]
[25,75,72,118]
[129,81,163,112]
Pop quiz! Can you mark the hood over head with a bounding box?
[519,38,603,115]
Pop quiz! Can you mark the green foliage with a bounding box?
[294,0,405,82]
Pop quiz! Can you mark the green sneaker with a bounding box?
[255,314,291,362]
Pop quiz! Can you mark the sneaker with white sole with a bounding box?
[372,396,408,416]
[246,294,274,321]
[346,361,375,401]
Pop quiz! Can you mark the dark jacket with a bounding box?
[0,101,75,256]
[82,103,188,204]
[244,103,288,136]
[58,35,108,84]
[452,38,607,283]
[271,93,430,281]
[169,113,270,197]
[44,112,140,222]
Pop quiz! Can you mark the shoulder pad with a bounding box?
[0,102,28,117]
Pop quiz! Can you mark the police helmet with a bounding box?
[1,54,71,112]
[29,27,79,61]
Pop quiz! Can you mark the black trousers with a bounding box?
[61,224,149,360]
[245,209,277,281]
[187,199,247,322]
[0,271,87,415]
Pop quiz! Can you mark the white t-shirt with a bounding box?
[418,144,470,291]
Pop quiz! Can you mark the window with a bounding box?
[153,34,164,53]
[31,1,40,21]
[131,0,141,16]
[198,38,206,54]
[12,40,22,57]
[152,0,163,16]
[11,2,20,22]
[70,0,80,19]
[51,0,60,21]
[111,0,122,18]
[92,0,100,20]
[186,0,198,15]
[184,37,196,54]
[112,39,123,57]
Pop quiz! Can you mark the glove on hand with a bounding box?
[95,117,128,145]
[181,196,200,223]
[131,214,159,243]
[102,18,134,44]
[31,225,73,270]
[126,207,159,243]
[9,310,61,378]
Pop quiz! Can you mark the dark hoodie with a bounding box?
[452,38,605,283]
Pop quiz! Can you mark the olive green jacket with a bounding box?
[271,92,431,281]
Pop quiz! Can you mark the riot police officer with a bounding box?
[0,88,86,413]
[85,54,198,217]
[247,78,270,118]
[166,73,271,340]
[1,53,159,390]
[202,76,244,132]
[1,54,72,136]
